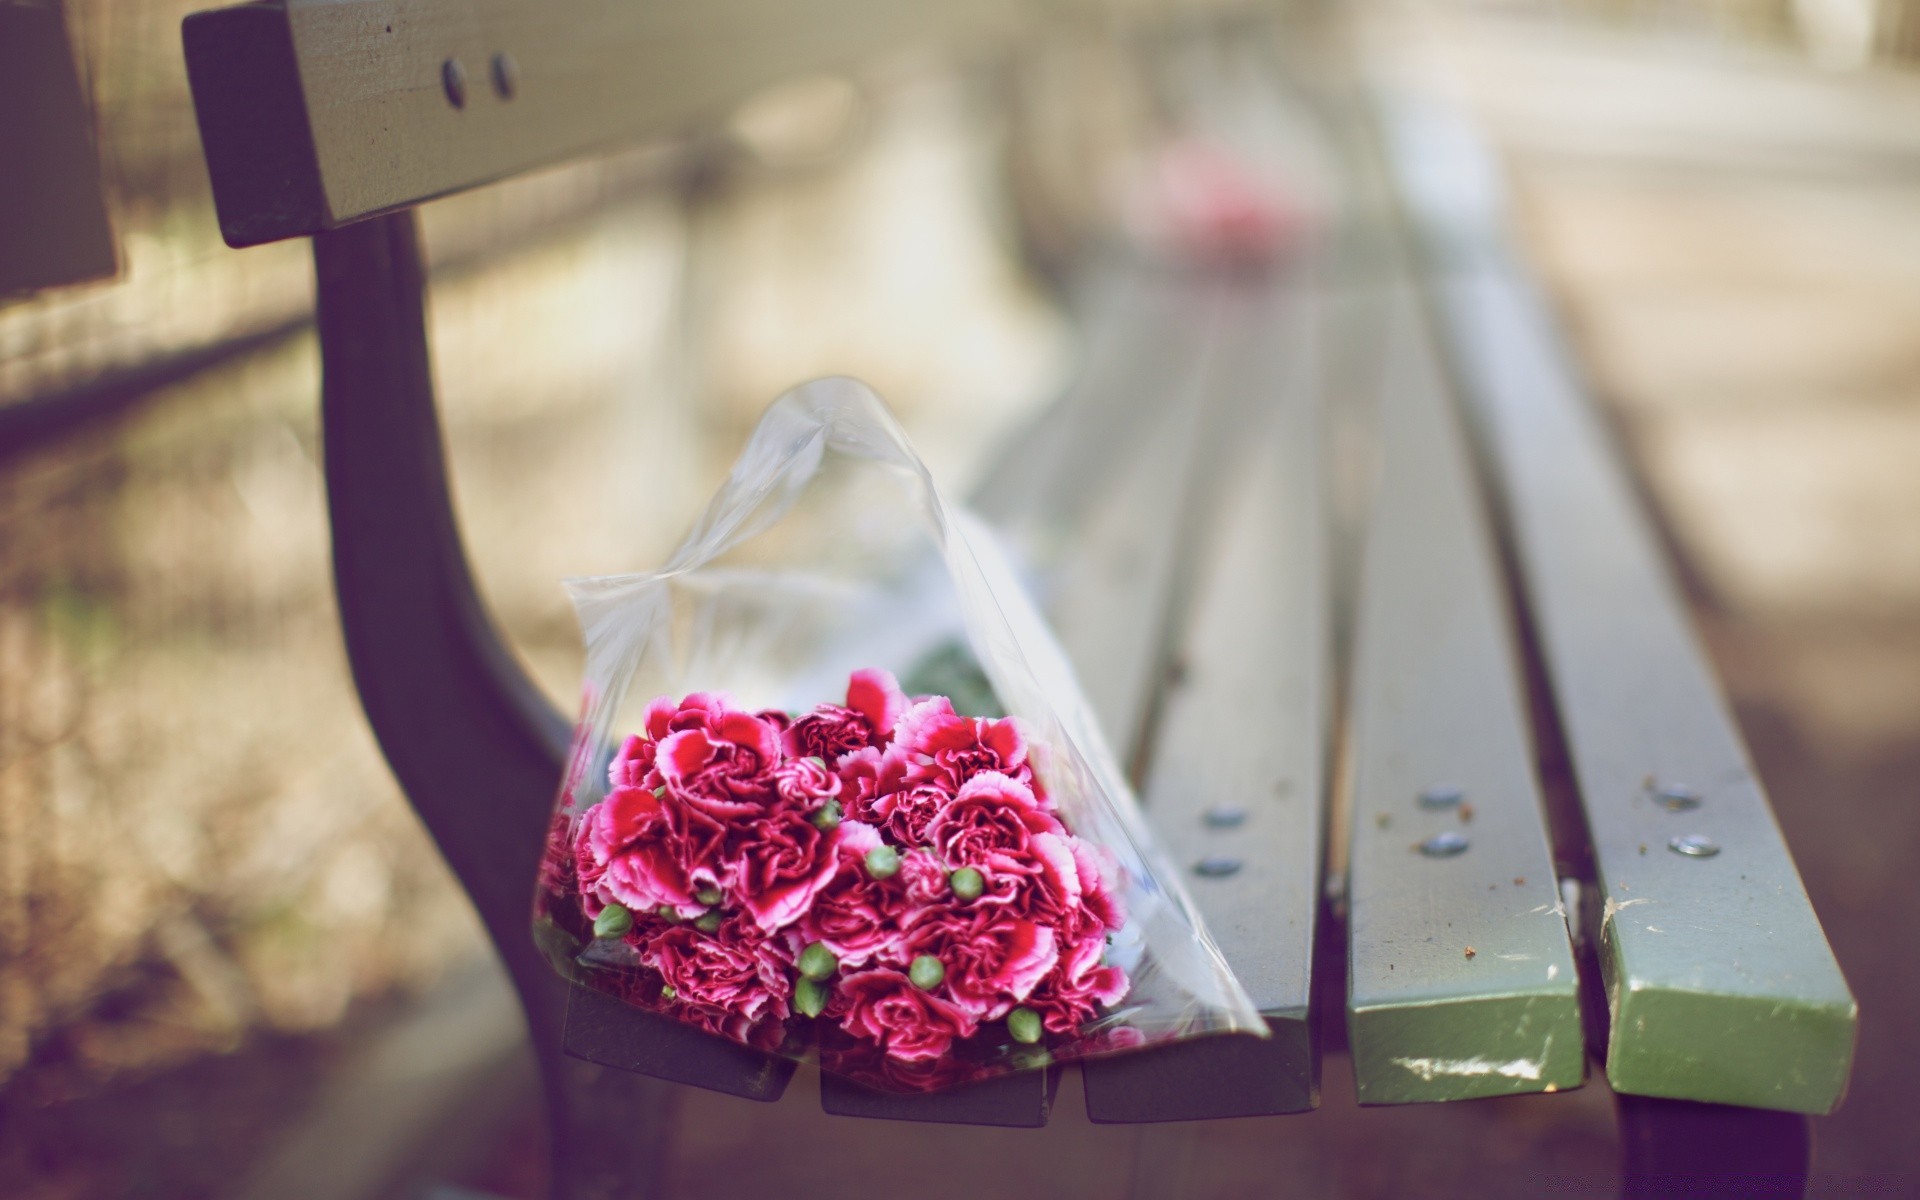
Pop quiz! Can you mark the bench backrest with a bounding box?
[185,0,1022,247]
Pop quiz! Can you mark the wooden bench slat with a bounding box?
[562,982,795,1102]
[1082,276,1327,1122]
[1380,95,1857,1115]
[973,272,1233,763]
[820,268,1224,1125]
[1341,295,1584,1105]
[183,0,1020,247]
[967,266,1175,538]
[1037,281,1228,758]
[815,1062,1062,1128]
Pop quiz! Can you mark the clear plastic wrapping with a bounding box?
[534,378,1262,1092]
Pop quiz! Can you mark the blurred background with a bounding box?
[2,0,1917,1196]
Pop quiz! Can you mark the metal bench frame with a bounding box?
[181,4,1856,1195]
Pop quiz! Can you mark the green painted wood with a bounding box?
[1,0,116,294]
[183,0,1021,245]
[1381,94,1857,1115]
[1342,296,1583,1105]
[1083,277,1326,1121]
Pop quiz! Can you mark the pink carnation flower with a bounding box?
[845,668,910,737]
[1023,927,1128,1035]
[575,785,696,914]
[829,969,977,1061]
[607,734,661,790]
[900,906,1059,1021]
[723,805,841,932]
[570,670,1135,1073]
[634,915,792,1024]
[656,709,784,818]
[890,699,1037,796]
[925,772,1063,875]
[782,668,910,761]
[769,756,841,808]
[794,823,912,968]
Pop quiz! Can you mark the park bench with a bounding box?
[179,3,1856,1196]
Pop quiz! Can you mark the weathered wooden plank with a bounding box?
[1341,294,1583,1105]
[1381,94,1857,1114]
[1082,276,1327,1122]
[1,0,117,293]
[183,0,1021,246]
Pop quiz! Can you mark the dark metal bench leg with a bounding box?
[1616,1093,1811,1199]
[315,211,668,1198]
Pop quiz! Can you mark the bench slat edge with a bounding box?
[1083,277,1327,1122]
[1342,294,1584,1106]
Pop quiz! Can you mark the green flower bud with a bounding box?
[1007,1007,1043,1045]
[794,976,828,1019]
[810,799,843,832]
[806,756,828,768]
[694,910,724,934]
[798,942,838,982]
[592,903,633,939]
[864,844,900,880]
[949,866,985,901]
[909,955,946,990]
[660,984,678,1001]
[657,904,684,923]
[694,885,724,907]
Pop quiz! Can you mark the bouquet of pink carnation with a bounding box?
[534,379,1260,1094]
[551,668,1128,1078]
